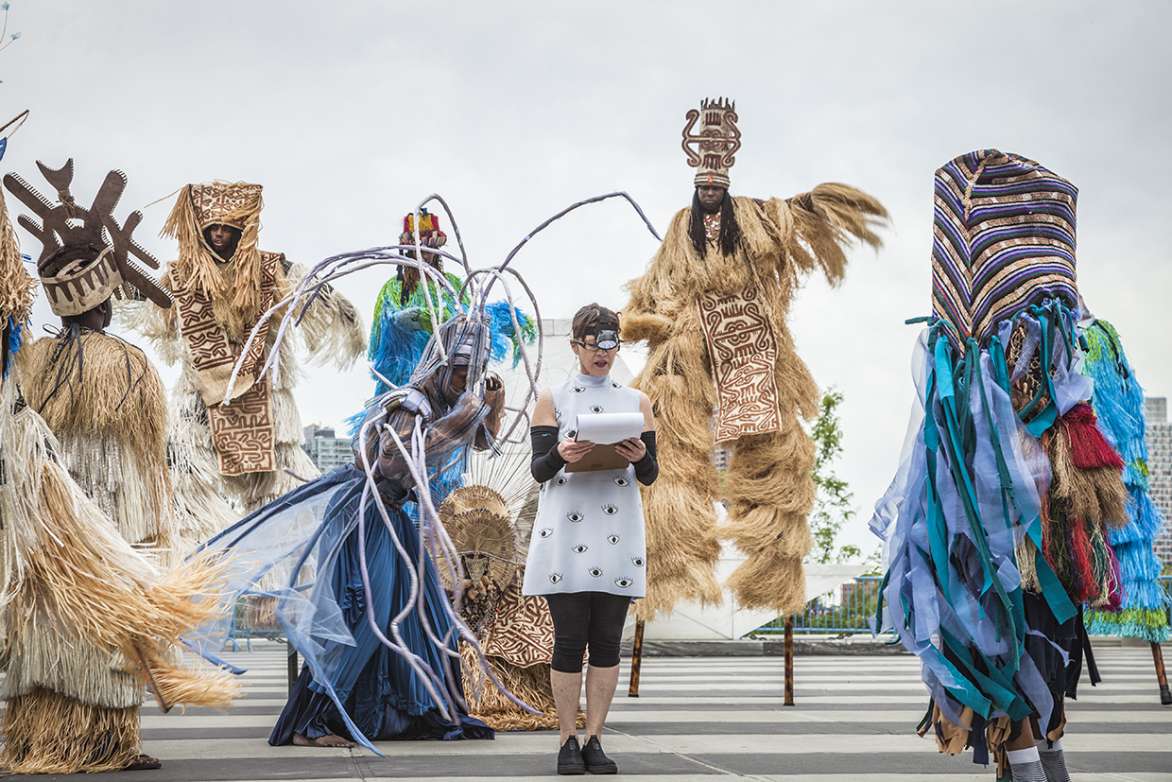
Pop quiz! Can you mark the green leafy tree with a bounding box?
[808,389,862,565]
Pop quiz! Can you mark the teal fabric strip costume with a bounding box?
[871,150,1128,769]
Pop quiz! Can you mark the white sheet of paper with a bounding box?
[573,412,644,445]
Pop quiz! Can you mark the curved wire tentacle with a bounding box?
[478,191,662,306]
[213,189,662,728]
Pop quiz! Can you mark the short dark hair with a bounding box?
[571,303,620,340]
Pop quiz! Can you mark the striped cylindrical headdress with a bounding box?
[931,150,1078,347]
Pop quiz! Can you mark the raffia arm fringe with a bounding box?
[140,648,240,710]
[284,262,367,368]
[0,688,140,774]
[725,553,806,615]
[0,192,37,321]
[617,311,674,345]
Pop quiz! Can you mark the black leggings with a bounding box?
[545,592,631,673]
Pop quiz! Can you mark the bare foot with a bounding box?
[124,754,162,771]
[293,733,355,748]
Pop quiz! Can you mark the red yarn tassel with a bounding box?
[1069,516,1097,603]
[1061,403,1124,471]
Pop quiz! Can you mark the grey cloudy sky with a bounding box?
[3,1,1169,554]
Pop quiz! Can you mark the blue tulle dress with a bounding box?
[193,463,492,751]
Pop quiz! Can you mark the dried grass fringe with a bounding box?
[1,412,235,710]
[1047,415,1128,527]
[284,261,367,370]
[0,688,141,774]
[0,191,36,323]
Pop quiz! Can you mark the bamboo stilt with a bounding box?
[784,616,795,707]
[628,618,645,697]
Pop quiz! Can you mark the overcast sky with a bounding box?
[3,1,1169,555]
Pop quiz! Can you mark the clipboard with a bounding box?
[565,443,630,473]
[564,412,644,473]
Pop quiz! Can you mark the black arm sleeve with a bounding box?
[530,425,567,483]
[633,430,658,485]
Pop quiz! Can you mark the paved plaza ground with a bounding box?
[4,641,1169,781]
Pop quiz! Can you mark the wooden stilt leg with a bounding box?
[784,616,795,707]
[1152,641,1172,705]
[287,641,299,694]
[628,618,645,697]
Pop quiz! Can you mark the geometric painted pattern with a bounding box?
[932,149,1079,347]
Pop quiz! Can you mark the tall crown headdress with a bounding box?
[3,159,172,316]
[681,97,741,188]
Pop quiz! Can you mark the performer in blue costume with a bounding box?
[358,209,535,508]
[193,315,508,751]
[186,190,659,755]
[1078,313,1171,703]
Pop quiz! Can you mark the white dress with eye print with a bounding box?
[522,372,646,598]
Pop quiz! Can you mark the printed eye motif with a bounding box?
[602,504,618,515]
[607,535,621,545]
[614,477,629,487]
[538,528,553,539]
[615,577,633,588]
[572,544,589,554]
[590,405,604,413]
[567,512,584,523]
[632,557,645,567]
[549,573,563,584]
[612,382,621,389]
[573,386,585,394]
[588,567,604,578]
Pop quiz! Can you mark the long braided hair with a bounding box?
[688,188,741,257]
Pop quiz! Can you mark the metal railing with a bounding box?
[755,573,1172,637]
[756,575,883,636]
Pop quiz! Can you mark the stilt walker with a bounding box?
[871,150,1128,782]
[621,98,887,693]
[1077,314,1171,703]
[121,181,366,549]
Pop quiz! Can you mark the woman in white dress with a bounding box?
[523,304,658,775]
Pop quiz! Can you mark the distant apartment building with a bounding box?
[1145,398,1172,569]
[302,424,353,473]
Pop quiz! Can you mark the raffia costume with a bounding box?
[0,161,236,775]
[871,150,1128,773]
[123,182,365,548]
[622,99,887,616]
[439,485,577,731]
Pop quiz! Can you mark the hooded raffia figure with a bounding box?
[621,99,887,617]
[1,160,238,775]
[121,181,366,549]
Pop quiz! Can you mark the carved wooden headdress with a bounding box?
[681,97,741,188]
[3,159,171,316]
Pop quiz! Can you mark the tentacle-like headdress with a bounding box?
[210,190,661,753]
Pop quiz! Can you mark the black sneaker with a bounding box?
[582,735,618,775]
[557,736,586,775]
